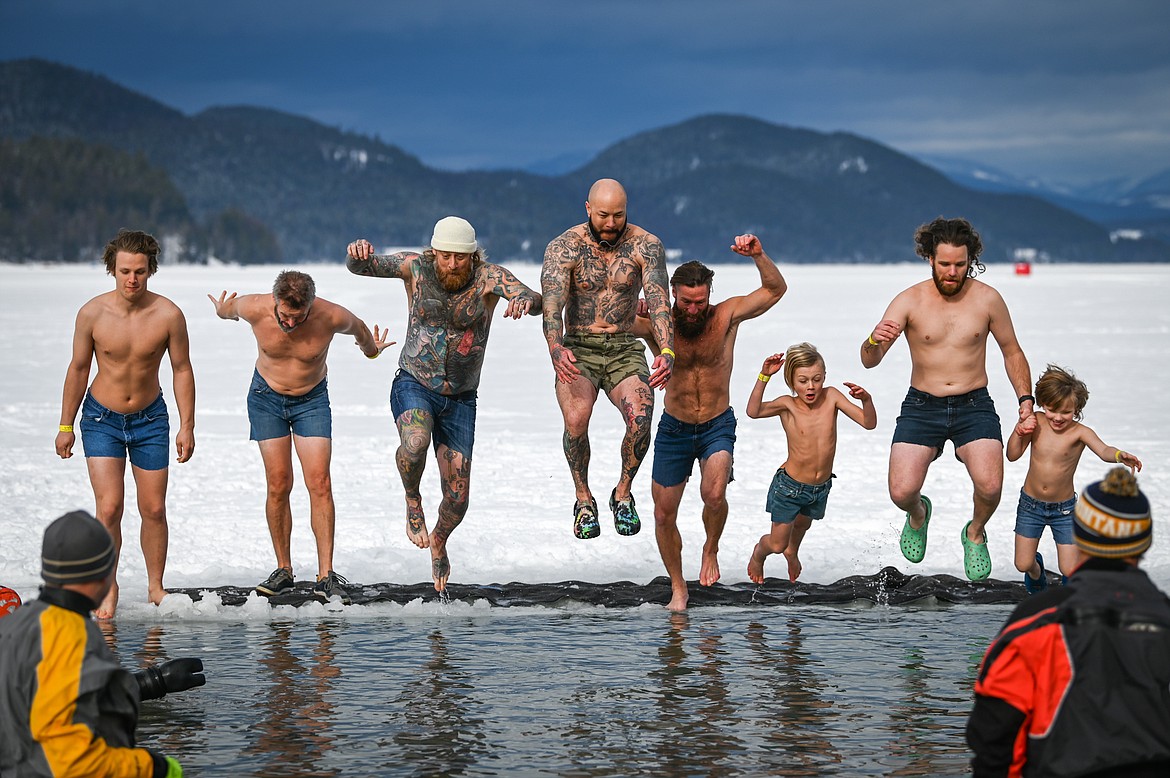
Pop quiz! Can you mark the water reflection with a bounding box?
[744,617,843,774]
[245,621,341,777]
[381,627,488,776]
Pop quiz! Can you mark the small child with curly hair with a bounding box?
[1008,364,1142,592]
[746,343,877,582]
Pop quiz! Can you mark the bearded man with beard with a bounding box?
[209,270,390,603]
[542,179,676,542]
[635,234,787,611]
[861,217,1034,581]
[347,217,541,591]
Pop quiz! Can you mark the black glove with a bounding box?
[135,657,206,701]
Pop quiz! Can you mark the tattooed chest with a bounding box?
[401,281,491,390]
[568,254,642,328]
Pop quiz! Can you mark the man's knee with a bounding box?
[303,471,333,498]
[266,472,294,499]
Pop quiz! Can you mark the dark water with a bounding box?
[117,602,1010,776]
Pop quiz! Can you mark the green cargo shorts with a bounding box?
[563,333,649,392]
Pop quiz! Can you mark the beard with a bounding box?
[932,269,968,297]
[673,304,712,339]
[587,219,627,249]
[437,262,474,292]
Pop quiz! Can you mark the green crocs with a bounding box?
[961,520,992,580]
[899,495,932,563]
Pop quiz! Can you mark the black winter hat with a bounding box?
[41,510,116,585]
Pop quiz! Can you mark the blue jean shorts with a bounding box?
[247,369,332,441]
[1014,489,1077,545]
[652,408,736,487]
[892,386,1002,459]
[80,391,170,471]
[390,370,477,459]
[766,467,834,524]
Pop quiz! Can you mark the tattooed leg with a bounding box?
[395,407,434,548]
[609,376,654,501]
[430,446,471,591]
[554,378,599,503]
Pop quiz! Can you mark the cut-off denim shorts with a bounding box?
[652,407,736,487]
[247,369,332,441]
[892,386,1002,459]
[390,369,477,459]
[766,467,834,524]
[1014,488,1077,545]
[80,390,170,471]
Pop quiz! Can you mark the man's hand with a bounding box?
[550,345,580,383]
[362,324,395,357]
[649,352,673,389]
[175,429,194,463]
[55,430,75,459]
[207,291,239,320]
[503,296,534,319]
[869,319,902,345]
[348,239,374,260]
[731,233,764,258]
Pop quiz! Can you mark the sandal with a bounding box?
[961,520,992,580]
[573,498,600,540]
[899,495,932,563]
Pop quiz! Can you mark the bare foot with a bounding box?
[95,581,119,620]
[747,542,767,584]
[147,585,168,606]
[431,547,450,592]
[406,499,430,549]
[784,550,803,582]
[666,585,689,612]
[699,548,721,587]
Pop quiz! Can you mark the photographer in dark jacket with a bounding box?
[0,511,205,777]
[967,467,1170,777]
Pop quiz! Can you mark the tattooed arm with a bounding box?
[487,264,543,320]
[346,238,417,282]
[541,233,580,383]
[640,234,674,389]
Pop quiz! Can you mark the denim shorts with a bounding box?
[563,333,648,393]
[80,391,170,471]
[652,408,736,487]
[1014,489,1077,545]
[247,369,332,441]
[766,467,834,524]
[892,386,1002,458]
[390,369,477,459]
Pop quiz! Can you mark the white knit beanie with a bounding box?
[430,216,478,254]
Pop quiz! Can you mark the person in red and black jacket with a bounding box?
[967,467,1170,777]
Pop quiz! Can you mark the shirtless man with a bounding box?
[55,229,195,618]
[637,234,787,610]
[861,217,1034,580]
[347,216,541,591]
[542,178,675,540]
[208,271,390,604]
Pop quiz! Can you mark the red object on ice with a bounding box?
[0,586,22,617]
[1014,262,1032,275]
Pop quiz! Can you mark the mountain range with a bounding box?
[1,58,1166,264]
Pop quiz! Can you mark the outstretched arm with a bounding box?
[488,264,542,319]
[541,235,579,383]
[988,291,1034,422]
[1082,426,1142,473]
[838,383,878,430]
[724,234,788,324]
[335,305,393,358]
[346,239,416,282]
[56,307,96,459]
[641,236,675,389]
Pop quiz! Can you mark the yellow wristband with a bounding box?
[366,350,380,359]
[867,335,879,346]
[758,373,770,383]
[661,347,676,359]
[59,425,73,433]
[1115,449,1123,462]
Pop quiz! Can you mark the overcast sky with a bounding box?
[3,1,1168,186]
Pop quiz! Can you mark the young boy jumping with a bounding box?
[746,343,877,582]
[1008,364,1142,592]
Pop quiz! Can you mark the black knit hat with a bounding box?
[41,510,116,585]
[1074,467,1153,558]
